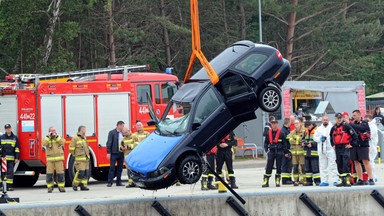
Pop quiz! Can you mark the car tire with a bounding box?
[177,155,202,184]
[259,86,282,112]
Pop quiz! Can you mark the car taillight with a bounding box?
[276,51,283,60]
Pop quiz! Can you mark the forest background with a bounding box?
[0,0,383,94]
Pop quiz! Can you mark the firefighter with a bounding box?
[0,124,19,191]
[330,113,357,187]
[302,121,320,186]
[216,131,238,189]
[42,127,65,193]
[70,125,90,191]
[349,109,374,185]
[262,119,289,187]
[364,114,378,182]
[132,121,150,144]
[281,118,293,185]
[313,116,338,186]
[288,119,306,186]
[263,116,275,137]
[201,146,217,190]
[119,127,136,187]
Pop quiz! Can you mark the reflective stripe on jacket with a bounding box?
[0,132,19,161]
[70,134,90,161]
[43,135,65,161]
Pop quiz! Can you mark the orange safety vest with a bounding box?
[332,125,351,145]
[269,128,281,144]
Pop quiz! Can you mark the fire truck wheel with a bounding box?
[65,156,92,186]
[177,155,202,184]
[13,172,40,187]
[258,86,282,112]
[91,167,109,181]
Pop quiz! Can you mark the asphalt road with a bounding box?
[5,159,384,204]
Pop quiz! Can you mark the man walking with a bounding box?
[107,121,126,187]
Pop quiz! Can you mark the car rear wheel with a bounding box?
[177,155,202,184]
[259,86,281,112]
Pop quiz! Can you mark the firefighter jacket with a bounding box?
[288,127,305,156]
[350,119,370,147]
[132,130,150,145]
[264,128,288,153]
[70,134,90,161]
[330,123,358,146]
[43,135,65,162]
[120,135,136,156]
[281,125,291,149]
[0,132,19,161]
[303,125,318,157]
[217,131,237,151]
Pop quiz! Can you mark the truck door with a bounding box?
[154,82,177,118]
[135,84,152,130]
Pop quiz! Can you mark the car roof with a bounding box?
[172,81,208,102]
[190,40,277,81]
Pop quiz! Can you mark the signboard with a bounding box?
[357,87,366,116]
[22,120,35,132]
[283,89,291,118]
[292,90,322,99]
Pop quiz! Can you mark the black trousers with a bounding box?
[335,145,350,175]
[108,152,124,184]
[204,154,215,175]
[216,149,234,175]
[266,150,283,174]
[281,155,292,173]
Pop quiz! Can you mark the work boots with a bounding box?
[201,177,209,191]
[345,176,351,187]
[293,177,299,186]
[48,187,53,193]
[262,174,270,188]
[207,176,217,190]
[336,176,351,187]
[58,187,66,192]
[275,174,281,187]
[303,177,313,186]
[229,176,239,189]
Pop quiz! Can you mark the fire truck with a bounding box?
[0,65,179,186]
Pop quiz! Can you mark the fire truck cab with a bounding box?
[0,66,178,187]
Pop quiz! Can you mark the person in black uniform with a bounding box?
[281,118,293,185]
[262,119,289,187]
[216,131,238,189]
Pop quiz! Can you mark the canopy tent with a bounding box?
[366,92,384,99]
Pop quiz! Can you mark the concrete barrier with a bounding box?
[1,186,383,216]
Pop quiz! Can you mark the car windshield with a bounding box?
[157,101,192,135]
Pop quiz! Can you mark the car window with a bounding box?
[137,84,151,104]
[234,53,268,75]
[221,74,250,98]
[191,45,249,80]
[193,88,220,124]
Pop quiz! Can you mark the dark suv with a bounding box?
[126,40,291,190]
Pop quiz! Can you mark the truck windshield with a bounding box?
[157,101,192,135]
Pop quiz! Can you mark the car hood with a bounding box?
[126,132,185,175]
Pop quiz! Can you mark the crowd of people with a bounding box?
[262,108,381,188]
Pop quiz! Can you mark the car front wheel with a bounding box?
[259,86,282,112]
[177,155,202,184]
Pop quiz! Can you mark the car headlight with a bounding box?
[150,166,170,178]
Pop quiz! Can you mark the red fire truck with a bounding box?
[0,65,179,186]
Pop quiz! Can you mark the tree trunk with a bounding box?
[107,0,116,67]
[237,0,246,39]
[221,0,229,43]
[286,0,298,63]
[160,0,171,66]
[42,0,62,67]
[342,0,348,21]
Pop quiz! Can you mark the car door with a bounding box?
[216,72,257,123]
[189,87,236,152]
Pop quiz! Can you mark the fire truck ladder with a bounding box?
[30,64,149,85]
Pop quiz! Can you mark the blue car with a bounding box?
[126,40,291,190]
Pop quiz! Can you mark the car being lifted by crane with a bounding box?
[126,40,291,190]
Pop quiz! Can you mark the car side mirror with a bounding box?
[147,119,157,126]
[192,122,201,131]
